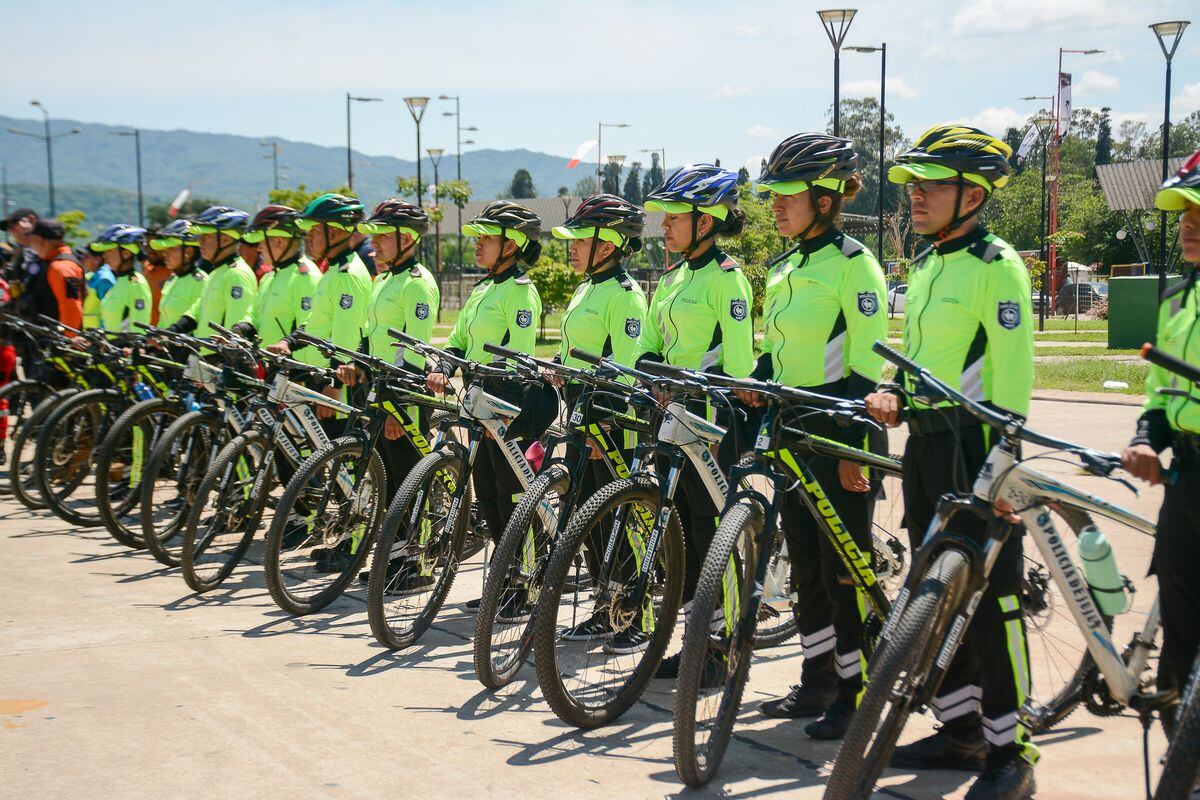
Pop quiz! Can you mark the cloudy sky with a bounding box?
[2,0,1198,174]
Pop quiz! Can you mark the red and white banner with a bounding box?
[566,139,598,169]
[167,188,190,218]
[1056,72,1072,139]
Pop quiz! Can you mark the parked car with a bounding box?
[1055,281,1108,315]
[888,284,906,315]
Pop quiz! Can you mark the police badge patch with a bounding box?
[857,291,879,317]
[135,299,145,311]
[624,317,641,338]
[415,302,429,320]
[300,297,312,311]
[340,293,354,310]
[515,309,532,328]
[730,298,748,321]
[998,301,1020,330]
[231,285,243,299]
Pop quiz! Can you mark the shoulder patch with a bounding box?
[997,301,1021,330]
[230,284,243,299]
[300,296,312,311]
[515,308,533,328]
[340,292,354,309]
[730,297,748,321]
[134,298,146,311]
[857,291,879,317]
[624,317,641,338]
[414,302,430,320]
[968,238,1004,264]
[718,256,739,272]
[838,234,865,259]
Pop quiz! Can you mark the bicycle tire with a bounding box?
[263,436,386,616]
[0,380,48,486]
[674,499,761,787]
[1155,654,1200,799]
[181,430,271,592]
[366,449,471,649]
[94,398,179,549]
[825,549,971,800]
[140,411,221,567]
[34,388,121,527]
[8,388,80,509]
[532,474,685,729]
[473,464,567,690]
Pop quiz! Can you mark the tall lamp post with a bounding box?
[260,141,281,190]
[9,101,80,215]
[1022,99,1054,331]
[109,129,144,226]
[345,93,382,191]
[404,97,430,208]
[1151,20,1190,301]
[608,154,626,197]
[598,122,630,188]
[427,147,445,276]
[847,42,886,260]
[817,9,858,135]
[439,95,478,272]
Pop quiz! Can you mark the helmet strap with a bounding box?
[931,177,984,243]
[393,233,419,267]
[486,229,518,276]
[683,210,717,261]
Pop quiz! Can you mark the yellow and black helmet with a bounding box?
[889,124,1012,192]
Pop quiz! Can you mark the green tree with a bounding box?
[267,183,352,210]
[642,152,665,198]
[1095,107,1113,166]
[736,166,750,186]
[58,209,89,245]
[509,169,536,199]
[146,195,221,227]
[1003,127,1024,172]
[601,162,620,196]
[574,176,597,197]
[622,161,643,203]
[526,258,580,337]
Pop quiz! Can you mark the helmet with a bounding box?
[242,205,299,243]
[92,223,147,253]
[193,205,251,234]
[1156,148,1200,211]
[755,133,859,195]
[147,219,202,251]
[888,124,1012,192]
[644,163,740,219]
[462,200,542,250]
[295,193,365,230]
[552,193,644,248]
[358,199,429,238]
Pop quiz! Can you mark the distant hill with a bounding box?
[1,115,594,228]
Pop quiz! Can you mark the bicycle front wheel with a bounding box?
[1156,652,1200,799]
[94,398,179,548]
[140,411,222,567]
[8,388,79,509]
[35,388,118,527]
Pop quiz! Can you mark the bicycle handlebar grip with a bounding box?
[569,348,603,366]
[872,341,921,375]
[1141,342,1200,385]
[639,360,686,379]
[484,342,523,361]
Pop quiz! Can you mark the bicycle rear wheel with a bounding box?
[0,380,47,489]
[35,388,118,527]
[94,398,179,548]
[1156,653,1200,800]
[9,388,80,509]
[674,499,761,787]
[140,411,220,567]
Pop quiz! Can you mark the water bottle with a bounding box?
[132,382,155,402]
[1077,525,1129,616]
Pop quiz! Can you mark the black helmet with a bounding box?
[359,199,430,237]
[889,124,1012,192]
[243,205,299,243]
[295,193,365,230]
[552,193,644,248]
[462,200,542,249]
[755,133,859,194]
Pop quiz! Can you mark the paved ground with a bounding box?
[0,397,1170,799]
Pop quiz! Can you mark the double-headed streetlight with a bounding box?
[346,93,382,191]
[427,147,445,274]
[846,42,886,260]
[260,141,282,191]
[439,95,479,271]
[608,154,626,196]
[109,129,144,226]
[404,97,431,211]
[817,9,858,135]
[1021,97,1054,330]
[1150,20,1190,299]
[598,122,630,188]
[8,101,81,215]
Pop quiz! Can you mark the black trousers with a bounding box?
[1154,458,1200,697]
[473,436,529,546]
[902,424,1038,765]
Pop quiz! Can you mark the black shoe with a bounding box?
[384,569,435,597]
[804,701,855,740]
[655,652,682,679]
[281,516,311,550]
[465,597,483,612]
[890,727,988,772]
[964,755,1035,800]
[496,591,532,624]
[361,557,406,586]
[760,685,835,719]
[313,542,355,574]
[603,627,649,655]
[561,612,613,642]
[699,654,728,689]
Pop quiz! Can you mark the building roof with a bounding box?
[1095,156,1186,212]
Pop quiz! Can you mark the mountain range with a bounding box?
[0,114,602,229]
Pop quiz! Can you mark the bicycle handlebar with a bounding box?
[1142,342,1200,385]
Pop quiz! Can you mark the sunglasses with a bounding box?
[904,179,961,196]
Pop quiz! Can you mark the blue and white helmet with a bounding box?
[193,205,250,232]
[644,163,740,219]
[92,223,147,253]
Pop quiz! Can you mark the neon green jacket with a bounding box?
[288,248,372,367]
[157,266,208,329]
[757,230,888,392]
[637,247,754,378]
[193,256,257,337]
[1141,272,1200,438]
[99,270,153,333]
[446,265,541,363]
[900,228,1034,416]
[559,266,647,370]
[249,255,321,346]
[365,258,440,370]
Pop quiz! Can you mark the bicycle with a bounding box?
[825,341,1171,800]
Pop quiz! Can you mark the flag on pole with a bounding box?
[1056,72,1072,139]
[1016,125,1040,163]
[566,140,598,169]
[167,188,190,218]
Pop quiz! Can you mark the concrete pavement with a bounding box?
[0,397,1171,799]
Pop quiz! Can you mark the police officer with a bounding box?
[79,243,115,330]
[149,220,207,330]
[865,125,1036,799]
[92,224,152,334]
[741,133,889,740]
[170,206,257,338]
[232,205,320,348]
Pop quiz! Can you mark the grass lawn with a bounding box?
[1035,359,1147,394]
[1035,346,1138,357]
[1035,330,1109,342]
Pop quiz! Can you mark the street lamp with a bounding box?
[109,129,144,226]
[817,9,858,135]
[847,43,886,261]
[260,141,281,191]
[10,101,81,215]
[1022,100,1054,330]
[598,122,630,188]
[1151,19,1190,300]
[345,93,382,191]
[427,147,445,275]
[639,147,667,185]
[439,95,478,274]
[404,97,431,212]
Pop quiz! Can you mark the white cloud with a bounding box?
[709,85,749,101]
[1176,82,1200,117]
[843,77,920,101]
[961,107,1030,134]
[745,155,766,174]
[733,23,762,37]
[747,125,780,140]
[1109,110,1151,127]
[951,0,1137,35]
[1075,70,1120,96]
